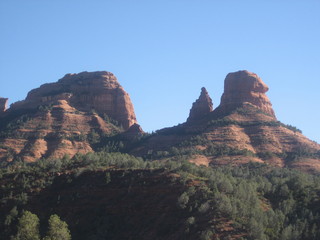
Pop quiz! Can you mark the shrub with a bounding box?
[105,172,111,184]
[177,192,189,209]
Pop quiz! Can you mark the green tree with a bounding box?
[177,192,189,209]
[13,210,40,240]
[43,214,71,240]
[5,206,18,226]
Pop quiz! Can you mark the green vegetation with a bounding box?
[4,206,71,239]
[0,151,320,239]
[0,113,33,138]
[233,105,274,117]
[13,210,40,240]
[171,161,320,240]
[207,117,302,133]
[43,214,71,240]
[150,135,256,160]
[38,104,53,112]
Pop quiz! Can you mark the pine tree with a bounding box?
[43,214,71,240]
[13,210,40,240]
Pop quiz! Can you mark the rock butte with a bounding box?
[0,71,139,162]
[217,70,276,118]
[8,71,137,130]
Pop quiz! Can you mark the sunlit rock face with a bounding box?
[0,71,138,162]
[219,70,276,118]
[10,71,137,130]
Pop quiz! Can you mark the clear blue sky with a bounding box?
[1,1,320,143]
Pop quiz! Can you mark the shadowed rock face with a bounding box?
[0,98,8,113]
[187,87,213,122]
[10,71,137,130]
[219,70,276,118]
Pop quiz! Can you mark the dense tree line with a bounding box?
[0,151,320,239]
[171,161,320,240]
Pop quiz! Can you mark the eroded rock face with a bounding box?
[0,98,8,113]
[219,70,276,118]
[187,87,213,122]
[10,71,137,130]
[0,71,138,162]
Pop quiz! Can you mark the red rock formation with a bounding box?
[126,123,144,134]
[0,71,139,162]
[218,70,276,118]
[10,71,137,130]
[120,123,144,140]
[130,70,320,173]
[0,97,8,113]
[187,87,213,122]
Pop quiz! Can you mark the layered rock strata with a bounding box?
[9,71,137,129]
[0,71,139,162]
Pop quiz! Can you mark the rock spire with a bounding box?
[187,87,213,121]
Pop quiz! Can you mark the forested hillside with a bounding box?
[1,152,320,240]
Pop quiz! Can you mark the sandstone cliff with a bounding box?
[0,71,138,162]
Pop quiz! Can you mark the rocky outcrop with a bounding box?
[126,123,144,134]
[10,71,137,130]
[0,71,139,162]
[120,123,144,140]
[1,69,320,173]
[187,87,213,122]
[0,97,8,113]
[130,70,320,173]
[217,70,276,118]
